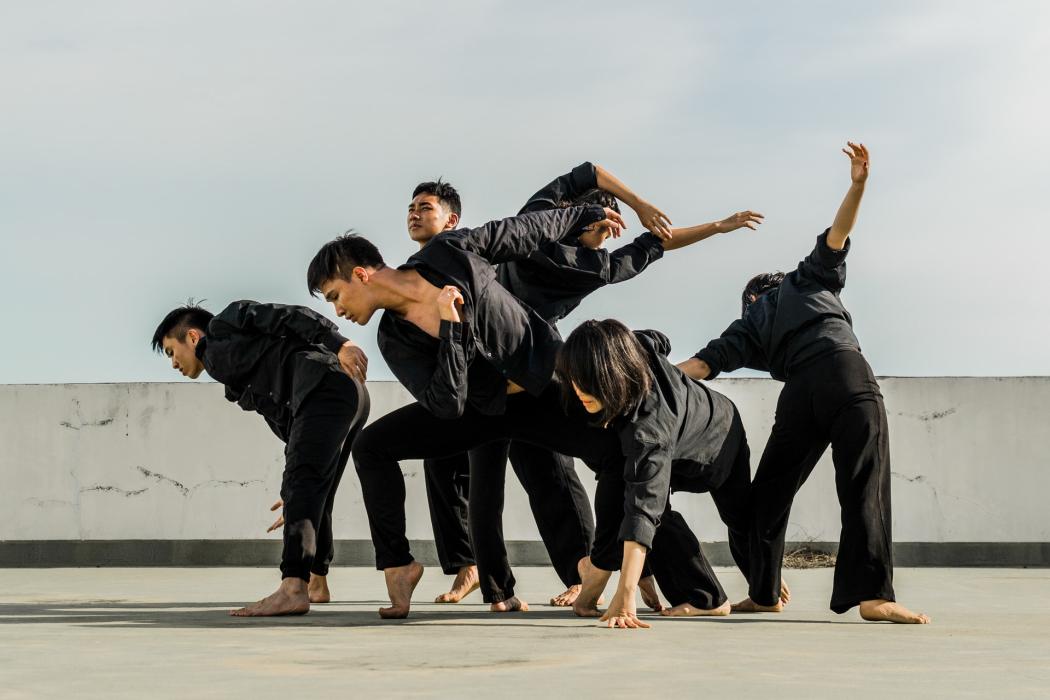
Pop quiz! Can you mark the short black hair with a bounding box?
[555,187,621,214]
[151,303,214,353]
[307,231,386,296]
[412,179,462,216]
[742,272,786,315]
[556,319,652,426]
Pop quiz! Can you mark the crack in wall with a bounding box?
[135,466,263,496]
[80,485,150,497]
[896,407,958,422]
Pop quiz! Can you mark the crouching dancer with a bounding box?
[678,143,929,624]
[151,301,370,616]
[556,320,761,629]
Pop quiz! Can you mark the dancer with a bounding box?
[678,143,930,624]
[555,320,754,628]
[151,301,370,616]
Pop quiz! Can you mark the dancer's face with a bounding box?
[571,382,604,414]
[161,330,205,379]
[407,194,458,244]
[320,270,379,326]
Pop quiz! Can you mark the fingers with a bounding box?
[270,499,283,512]
[266,515,284,533]
[602,614,649,629]
[604,208,627,229]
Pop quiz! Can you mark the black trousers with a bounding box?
[748,349,895,613]
[591,409,753,610]
[424,441,595,600]
[351,384,621,599]
[280,373,370,581]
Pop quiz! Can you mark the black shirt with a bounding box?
[694,230,861,381]
[496,162,666,323]
[197,300,349,440]
[378,204,606,419]
[612,330,736,549]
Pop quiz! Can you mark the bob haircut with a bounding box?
[556,319,652,426]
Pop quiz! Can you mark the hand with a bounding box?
[632,199,673,240]
[598,585,651,630]
[266,499,284,533]
[436,285,464,323]
[843,141,869,184]
[717,210,764,233]
[595,207,627,240]
[337,341,368,381]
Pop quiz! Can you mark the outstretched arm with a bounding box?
[827,142,869,251]
[662,210,764,251]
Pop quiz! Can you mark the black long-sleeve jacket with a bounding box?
[495,162,666,323]
[694,230,861,381]
[195,300,349,440]
[611,330,736,549]
[378,204,607,419]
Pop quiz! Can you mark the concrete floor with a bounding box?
[1,567,1048,699]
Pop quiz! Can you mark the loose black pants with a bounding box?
[280,373,370,581]
[748,349,895,613]
[591,409,753,610]
[351,384,620,600]
[424,441,595,601]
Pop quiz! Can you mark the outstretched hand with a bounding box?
[632,200,673,240]
[843,141,869,183]
[718,210,764,233]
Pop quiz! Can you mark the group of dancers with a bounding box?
[151,142,931,627]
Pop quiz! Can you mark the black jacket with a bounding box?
[197,300,349,440]
[496,162,666,322]
[378,205,607,419]
[611,330,736,549]
[694,230,861,381]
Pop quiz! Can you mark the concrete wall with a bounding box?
[2,379,1048,564]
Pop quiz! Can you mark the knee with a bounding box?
[350,425,385,471]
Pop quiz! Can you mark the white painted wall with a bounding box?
[2,379,1047,543]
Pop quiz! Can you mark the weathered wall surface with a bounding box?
[2,379,1047,549]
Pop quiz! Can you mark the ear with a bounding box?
[353,266,370,284]
[186,328,202,345]
[445,212,460,231]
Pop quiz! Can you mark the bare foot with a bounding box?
[780,579,791,605]
[230,578,309,617]
[434,565,480,604]
[550,584,581,607]
[731,596,783,613]
[490,596,529,612]
[639,576,664,612]
[379,560,424,619]
[859,599,930,624]
[660,600,731,617]
[308,574,330,604]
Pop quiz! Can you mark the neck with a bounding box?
[370,267,432,316]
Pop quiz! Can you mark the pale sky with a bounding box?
[1,1,1047,383]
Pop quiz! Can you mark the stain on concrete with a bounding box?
[896,407,958,422]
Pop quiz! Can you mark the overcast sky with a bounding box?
[1,1,1047,383]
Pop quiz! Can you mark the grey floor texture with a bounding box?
[1,566,1048,699]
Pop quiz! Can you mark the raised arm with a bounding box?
[594,164,674,240]
[827,142,869,251]
[456,205,619,264]
[518,162,599,214]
